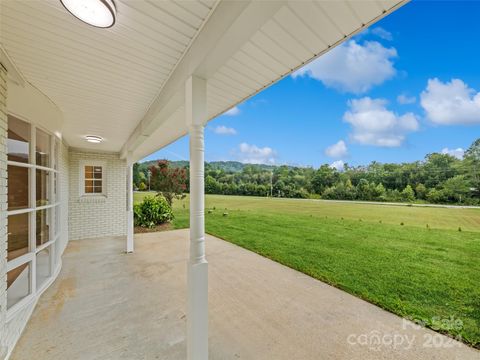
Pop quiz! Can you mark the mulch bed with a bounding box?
[134,223,172,234]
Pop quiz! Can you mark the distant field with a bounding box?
[134,192,480,232]
[134,192,480,347]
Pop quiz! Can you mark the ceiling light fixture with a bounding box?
[60,0,116,28]
[85,135,103,143]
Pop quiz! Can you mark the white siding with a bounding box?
[68,151,126,240]
[0,63,8,359]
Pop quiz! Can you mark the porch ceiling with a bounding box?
[0,0,407,159]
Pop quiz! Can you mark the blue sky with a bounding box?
[144,1,480,169]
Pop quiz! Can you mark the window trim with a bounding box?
[6,114,61,317]
[79,160,106,197]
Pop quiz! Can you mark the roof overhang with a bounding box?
[1,0,409,160]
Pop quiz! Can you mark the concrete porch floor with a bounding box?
[11,229,478,360]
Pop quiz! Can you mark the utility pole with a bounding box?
[270,171,273,197]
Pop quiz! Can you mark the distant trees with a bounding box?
[132,138,480,206]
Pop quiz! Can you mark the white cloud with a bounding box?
[441,147,465,159]
[325,140,348,158]
[330,160,345,171]
[292,40,397,94]
[397,94,416,104]
[213,125,237,135]
[224,106,240,116]
[343,97,419,147]
[237,143,277,164]
[371,27,393,41]
[420,78,480,125]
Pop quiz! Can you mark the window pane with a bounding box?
[8,213,29,261]
[94,166,102,173]
[7,262,31,309]
[94,186,102,193]
[36,128,50,167]
[36,209,50,246]
[94,171,102,179]
[7,115,30,163]
[36,169,50,206]
[85,180,93,187]
[94,180,102,187]
[36,246,51,289]
[8,165,29,210]
[85,166,93,178]
[85,186,94,193]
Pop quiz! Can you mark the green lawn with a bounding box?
[134,192,480,347]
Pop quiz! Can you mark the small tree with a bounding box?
[415,183,427,200]
[149,160,187,206]
[401,185,415,202]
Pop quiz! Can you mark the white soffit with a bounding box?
[1,0,408,158]
[0,0,217,151]
[127,0,408,161]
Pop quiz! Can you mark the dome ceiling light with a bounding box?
[85,135,103,143]
[60,0,116,28]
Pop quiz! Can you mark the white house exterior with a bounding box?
[0,1,407,358]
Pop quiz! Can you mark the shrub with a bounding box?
[134,195,174,228]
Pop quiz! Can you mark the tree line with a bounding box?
[134,138,480,205]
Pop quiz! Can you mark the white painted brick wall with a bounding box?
[69,151,127,240]
[0,63,8,359]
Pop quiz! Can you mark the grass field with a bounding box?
[134,192,480,347]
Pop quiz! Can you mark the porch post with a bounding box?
[185,75,208,360]
[126,153,134,253]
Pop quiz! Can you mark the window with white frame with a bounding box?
[80,161,105,196]
[6,115,60,314]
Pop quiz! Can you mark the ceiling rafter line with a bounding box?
[208,78,245,100]
[312,1,346,37]
[286,2,329,49]
[275,6,327,54]
[260,23,310,65]
[374,0,390,12]
[270,17,314,59]
[222,62,266,90]
[234,49,278,80]
[344,1,366,27]
[250,33,293,70]
[227,57,272,86]
[214,70,255,96]
[241,42,289,75]
[208,88,240,105]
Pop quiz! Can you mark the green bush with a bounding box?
[134,195,174,228]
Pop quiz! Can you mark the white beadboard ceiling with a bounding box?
[0,0,407,158]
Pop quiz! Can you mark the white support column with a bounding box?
[185,75,208,360]
[126,153,134,253]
